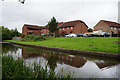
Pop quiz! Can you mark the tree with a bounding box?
[1,26,12,40]
[88,28,93,32]
[48,17,58,37]
[1,26,21,40]
[11,28,21,37]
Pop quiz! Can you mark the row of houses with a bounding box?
[22,20,120,36]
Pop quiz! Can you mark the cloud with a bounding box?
[0,1,2,26]
[1,0,119,32]
[119,1,120,23]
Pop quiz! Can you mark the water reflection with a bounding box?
[96,61,117,69]
[2,43,120,78]
[22,47,87,69]
[2,43,18,54]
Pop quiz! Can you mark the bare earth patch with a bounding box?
[113,42,120,44]
[89,45,96,47]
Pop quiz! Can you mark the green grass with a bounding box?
[2,55,71,79]
[7,37,119,54]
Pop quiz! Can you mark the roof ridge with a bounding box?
[24,24,43,27]
[58,22,65,27]
[101,20,118,23]
[101,20,120,27]
[64,20,82,23]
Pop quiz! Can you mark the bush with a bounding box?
[88,28,93,32]
[1,26,22,40]
[55,33,61,37]
[21,35,46,41]
[1,26,12,40]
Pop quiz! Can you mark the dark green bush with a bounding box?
[21,35,46,41]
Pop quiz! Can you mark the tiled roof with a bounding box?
[44,22,64,28]
[102,20,120,27]
[24,24,43,29]
[59,20,88,28]
[23,20,88,29]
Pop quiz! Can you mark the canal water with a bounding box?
[2,43,120,78]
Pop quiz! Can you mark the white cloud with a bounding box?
[1,0,120,32]
[0,1,2,26]
[119,1,120,23]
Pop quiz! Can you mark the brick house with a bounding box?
[58,20,88,35]
[94,20,120,36]
[22,24,43,36]
[22,20,88,36]
[41,22,64,35]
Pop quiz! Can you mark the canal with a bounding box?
[2,42,120,78]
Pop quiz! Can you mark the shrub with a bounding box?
[21,35,46,41]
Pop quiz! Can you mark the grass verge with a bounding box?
[6,37,119,54]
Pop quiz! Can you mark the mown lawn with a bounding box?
[7,37,119,54]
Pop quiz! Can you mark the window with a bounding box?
[63,28,64,30]
[114,27,116,30]
[119,28,120,30]
[111,27,113,30]
[67,27,69,30]
[60,28,61,31]
[71,27,73,30]
[45,29,46,31]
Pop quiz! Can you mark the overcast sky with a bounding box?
[1,0,120,33]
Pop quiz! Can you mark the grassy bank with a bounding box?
[2,55,71,79]
[7,37,119,54]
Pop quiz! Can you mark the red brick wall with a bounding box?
[58,24,88,34]
[94,21,110,32]
[41,28,49,35]
[94,20,119,35]
[22,25,27,36]
[59,27,73,34]
[22,25,41,36]
[73,23,88,34]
